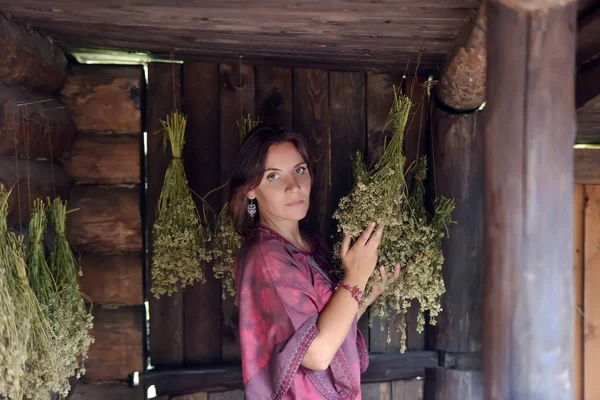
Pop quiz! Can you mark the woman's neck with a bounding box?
[259,218,311,252]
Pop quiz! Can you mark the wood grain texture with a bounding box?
[255,66,293,127]
[424,368,483,399]
[146,62,184,367]
[0,84,75,159]
[584,185,600,400]
[392,379,424,400]
[66,185,142,253]
[172,393,209,400]
[483,1,577,398]
[67,382,144,400]
[436,2,486,111]
[220,62,255,363]
[293,69,331,240]
[78,253,144,306]
[85,305,144,381]
[182,62,222,365]
[60,64,142,134]
[0,15,67,92]
[361,382,391,400]
[60,133,141,184]
[576,95,600,144]
[430,109,483,354]
[573,184,584,400]
[208,391,245,400]
[575,148,600,184]
[0,1,489,73]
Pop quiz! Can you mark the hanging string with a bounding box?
[239,53,244,122]
[171,49,177,111]
[22,105,32,210]
[428,79,438,198]
[10,103,23,235]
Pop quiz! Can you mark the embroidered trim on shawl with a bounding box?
[304,351,360,400]
[356,330,369,373]
[272,323,319,400]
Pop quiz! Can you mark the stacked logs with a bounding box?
[0,15,144,399]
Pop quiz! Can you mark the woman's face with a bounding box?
[247,141,312,224]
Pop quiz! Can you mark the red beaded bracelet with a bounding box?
[335,282,365,308]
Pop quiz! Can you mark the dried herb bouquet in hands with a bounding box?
[332,87,455,352]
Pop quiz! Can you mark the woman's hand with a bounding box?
[366,263,404,306]
[357,263,404,320]
[339,222,385,289]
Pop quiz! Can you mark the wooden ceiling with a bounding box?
[0,0,487,74]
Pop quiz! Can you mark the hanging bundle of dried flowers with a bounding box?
[151,111,212,298]
[332,86,455,352]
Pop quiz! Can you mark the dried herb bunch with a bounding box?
[210,115,259,299]
[332,87,455,352]
[151,111,212,298]
[0,185,29,400]
[39,198,94,398]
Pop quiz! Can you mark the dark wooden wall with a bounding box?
[145,61,432,398]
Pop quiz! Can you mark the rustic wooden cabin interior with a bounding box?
[0,0,599,399]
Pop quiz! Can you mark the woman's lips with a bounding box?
[286,200,304,206]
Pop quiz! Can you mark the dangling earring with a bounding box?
[247,199,257,219]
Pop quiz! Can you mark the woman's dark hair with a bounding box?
[228,124,314,236]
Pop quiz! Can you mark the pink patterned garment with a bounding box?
[234,225,369,400]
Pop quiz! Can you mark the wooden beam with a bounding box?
[78,253,144,306]
[60,133,142,185]
[0,85,75,159]
[424,368,484,399]
[60,65,143,134]
[136,351,438,397]
[85,305,144,381]
[435,3,486,111]
[66,185,142,253]
[0,15,67,93]
[483,1,576,398]
[575,147,600,184]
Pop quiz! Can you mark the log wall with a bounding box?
[60,64,145,398]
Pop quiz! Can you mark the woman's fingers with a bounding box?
[341,234,351,258]
[367,223,385,248]
[393,263,401,281]
[357,222,377,246]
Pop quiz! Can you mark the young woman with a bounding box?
[229,124,401,399]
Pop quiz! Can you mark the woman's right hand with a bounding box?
[340,222,385,289]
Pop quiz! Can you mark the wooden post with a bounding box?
[483,1,576,398]
[426,3,486,398]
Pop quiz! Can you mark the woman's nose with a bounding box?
[285,175,301,192]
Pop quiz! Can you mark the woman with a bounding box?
[229,124,401,399]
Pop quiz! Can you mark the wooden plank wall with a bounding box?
[59,64,146,399]
[573,183,600,400]
[143,61,429,398]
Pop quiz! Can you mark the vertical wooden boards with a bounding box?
[362,382,392,400]
[255,66,293,127]
[430,110,483,354]
[584,185,600,400]
[573,184,584,400]
[147,62,184,366]
[220,62,255,363]
[182,62,222,365]
[293,68,331,238]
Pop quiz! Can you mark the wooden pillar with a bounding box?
[483,1,576,399]
[426,3,486,399]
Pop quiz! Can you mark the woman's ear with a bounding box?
[247,190,256,201]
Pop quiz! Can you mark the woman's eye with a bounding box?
[267,173,279,181]
[295,167,306,174]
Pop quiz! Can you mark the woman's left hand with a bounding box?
[364,263,404,307]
